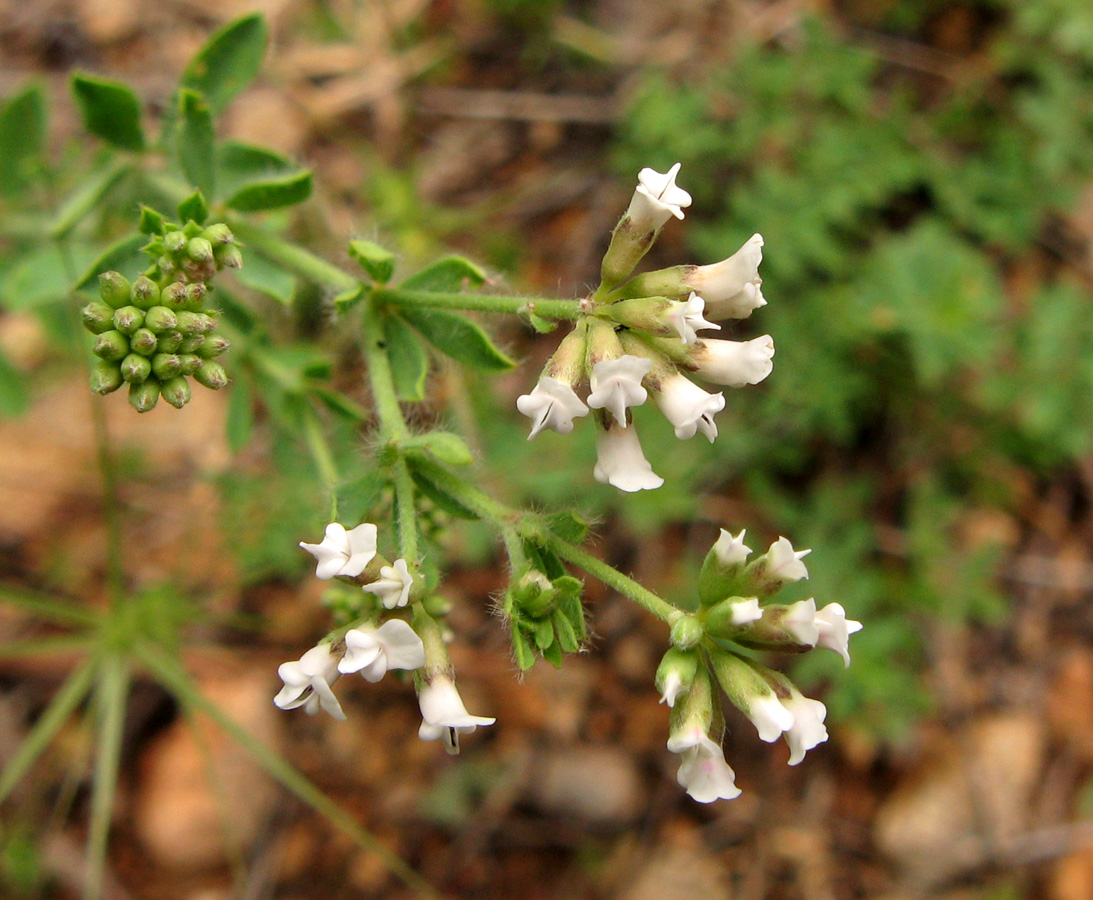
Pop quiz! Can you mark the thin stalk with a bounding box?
[302,406,340,520]
[375,288,582,320]
[0,588,97,626]
[409,456,513,524]
[0,636,91,660]
[227,219,358,293]
[392,460,420,564]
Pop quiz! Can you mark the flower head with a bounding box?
[587,355,651,426]
[362,558,414,609]
[299,522,377,580]
[516,376,589,439]
[685,234,767,320]
[764,536,811,584]
[593,422,664,492]
[667,293,720,345]
[713,528,752,567]
[417,675,496,754]
[814,602,863,667]
[783,693,828,765]
[626,163,692,232]
[653,373,725,442]
[274,644,346,721]
[339,620,425,682]
[667,724,742,803]
[691,335,774,387]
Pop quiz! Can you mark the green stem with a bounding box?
[302,407,340,520]
[393,459,420,564]
[86,655,130,900]
[546,536,678,623]
[410,456,513,523]
[227,219,358,293]
[375,288,582,321]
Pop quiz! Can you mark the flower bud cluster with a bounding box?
[81,220,238,412]
[517,164,773,491]
[278,521,494,754]
[657,529,862,803]
[504,569,587,669]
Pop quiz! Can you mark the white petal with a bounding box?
[668,293,721,345]
[766,536,811,583]
[676,742,742,803]
[687,234,767,319]
[814,602,862,667]
[338,627,383,675]
[593,424,663,492]
[587,355,651,426]
[727,598,762,626]
[692,336,774,387]
[653,373,725,442]
[783,695,828,765]
[782,598,819,646]
[516,376,589,439]
[418,676,495,730]
[747,693,796,743]
[660,671,685,708]
[373,619,426,672]
[342,523,378,577]
[713,528,751,567]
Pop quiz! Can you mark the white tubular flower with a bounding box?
[339,620,425,682]
[781,598,820,646]
[685,234,767,320]
[516,376,589,439]
[362,558,414,609]
[667,725,742,803]
[765,536,811,583]
[691,335,774,387]
[814,603,863,667]
[274,644,346,721]
[626,163,692,232]
[725,597,762,625]
[783,694,828,765]
[660,671,686,708]
[299,522,377,580]
[587,355,651,426]
[417,675,496,755]
[746,692,796,743]
[714,528,752,567]
[653,373,726,442]
[667,293,720,345]
[593,423,664,492]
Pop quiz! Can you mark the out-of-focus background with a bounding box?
[2,0,1093,898]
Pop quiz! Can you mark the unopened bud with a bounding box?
[670,613,704,650]
[202,223,234,245]
[129,327,158,356]
[98,271,132,308]
[128,378,160,413]
[178,354,202,375]
[176,311,214,335]
[151,353,182,380]
[422,594,453,618]
[184,283,208,310]
[81,301,115,334]
[194,360,228,390]
[160,283,189,311]
[112,306,144,335]
[157,255,176,274]
[655,647,699,707]
[196,333,230,359]
[120,353,152,383]
[144,306,177,334]
[179,334,206,354]
[130,276,160,310]
[93,330,129,361]
[160,375,191,409]
[89,360,123,395]
[186,238,214,262]
[157,330,183,353]
[164,231,186,254]
[216,245,243,269]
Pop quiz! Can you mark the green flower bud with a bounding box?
[93,330,130,361]
[669,613,704,650]
[655,646,699,707]
[151,353,182,380]
[422,594,453,618]
[128,378,160,413]
[157,330,183,353]
[195,333,230,359]
[184,283,208,311]
[120,353,152,384]
[160,283,189,311]
[130,276,161,310]
[216,245,243,269]
[157,255,176,275]
[89,360,123,395]
[81,301,115,334]
[176,311,215,335]
[193,359,228,390]
[129,327,158,356]
[164,231,186,254]
[112,306,144,335]
[186,237,214,262]
[143,306,178,334]
[178,334,206,354]
[178,354,202,375]
[98,271,132,308]
[202,223,234,245]
[160,375,191,409]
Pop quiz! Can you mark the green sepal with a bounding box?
[698,546,750,607]
[177,90,216,199]
[552,608,580,653]
[177,190,209,225]
[138,205,167,235]
[527,310,558,333]
[533,616,555,652]
[398,306,515,372]
[544,510,588,545]
[179,13,268,115]
[383,314,427,401]
[511,626,537,672]
[349,240,396,284]
[226,170,312,211]
[399,256,487,292]
[402,432,474,467]
[71,73,145,152]
[540,635,564,668]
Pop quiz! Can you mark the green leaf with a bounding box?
[71,73,145,152]
[312,386,367,421]
[0,83,46,196]
[225,375,254,452]
[177,90,216,199]
[177,189,209,225]
[1,245,75,309]
[233,252,296,304]
[349,240,396,284]
[0,346,29,417]
[544,510,588,545]
[49,162,131,239]
[226,170,312,211]
[75,234,147,293]
[334,284,365,313]
[218,141,292,196]
[403,432,474,466]
[138,204,167,235]
[336,470,389,526]
[180,13,268,114]
[409,467,478,520]
[399,256,487,292]
[399,306,515,372]
[383,315,427,401]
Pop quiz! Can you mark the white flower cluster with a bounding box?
[517,164,773,492]
[275,522,494,753]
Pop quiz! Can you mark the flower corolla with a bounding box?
[653,373,725,442]
[299,522,377,580]
[593,423,663,492]
[362,558,414,609]
[667,724,742,803]
[417,675,496,754]
[587,355,651,426]
[626,163,692,232]
[339,620,425,682]
[274,644,346,721]
[516,376,589,439]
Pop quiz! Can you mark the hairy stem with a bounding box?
[227,220,358,293]
[375,288,582,320]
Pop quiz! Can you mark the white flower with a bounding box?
[783,694,828,765]
[626,162,692,232]
[667,293,720,345]
[516,376,589,439]
[814,602,863,667]
[417,675,496,754]
[667,724,741,803]
[746,692,796,743]
[660,670,686,707]
[713,528,751,567]
[338,620,425,682]
[299,522,377,580]
[274,644,346,721]
[685,234,767,320]
[653,373,725,442]
[691,335,774,387]
[781,598,820,646]
[765,536,811,583]
[587,355,651,426]
[593,423,663,492]
[725,597,762,626]
[362,558,414,609]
